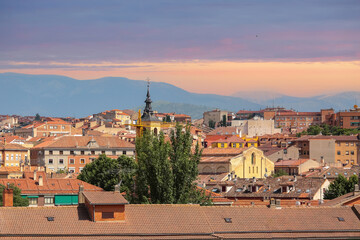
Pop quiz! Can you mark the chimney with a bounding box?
[78,185,85,204]
[33,170,37,181]
[114,184,120,193]
[2,184,13,207]
[269,198,276,208]
[354,184,360,196]
[275,199,281,209]
[253,177,256,183]
[38,175,43,186]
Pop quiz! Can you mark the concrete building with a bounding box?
[231,119,281,137]
[198,147,274,178]
[275,159,321,175]
[203,109,229,127]
[30,136,135,173]
[294,135,360,167]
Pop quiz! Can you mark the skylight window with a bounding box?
[337,217,345,222]
[224,218,232,223]
[236,188,243,192]
[46,217,54,221]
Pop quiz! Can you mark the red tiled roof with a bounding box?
[0,205,360,238]
[40,136,135,149]
[202,148,245,156]
[0,174,103,195]
[200,156,232,163]
[275,159,311,167]
[83,191,128,205]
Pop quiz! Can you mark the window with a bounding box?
[283,149,288,154]
[29,198,38,206]
[62,126,65,129]
[350,151,354,155]
[249,167,251,173]
[112,151,116,155]
[49,126,53,129]
[91,151,95,155]
[44,197,54,205]
[337,151,341,155]
[102,212,114,219]
[346,151,349,155]
[90,158,95,162]
[79,167,84,172]
[251,153,256,165]
[70,150,74,155]
[346,142,349,146]
[11,154,14,160]
[81,151,85,155]
[48,159,53,164]
[49,151,53,155]
[59,151,63,155]
[123,151,127,155]
[54,126,58,129]
[69,167,75,173]
[43,133,46,136]
[80,158,85,164]
[69,159,75,164]
[6,154,9,160]
[101,151,105,154]
[59,159,64,164]
[44,126,47,129]
[351,142,354,146]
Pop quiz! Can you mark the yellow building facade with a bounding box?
[230,147,274,178]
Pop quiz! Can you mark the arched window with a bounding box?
[251,153,256,165]
[256,167,258,174]
[253,166,255,173]
[249,167,251,173]
[154,128,158,136]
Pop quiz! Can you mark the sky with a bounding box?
[0,0,359,97]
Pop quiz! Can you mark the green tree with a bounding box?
[135,124,211,205]
[135,131,174,204]
[273,169,288,178]
[35,113,41,121]
[0,183,29,207]
[324,174,358,199]
[77,154,137,200]
[208,120,216,129]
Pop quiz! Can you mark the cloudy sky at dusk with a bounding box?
[1,0,359,96]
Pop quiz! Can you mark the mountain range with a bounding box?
[0,73,359,119]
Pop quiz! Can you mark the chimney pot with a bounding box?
[78,185,85,204]
[33,170,37,181]
[38,175,43,186]
[114,184,120,193]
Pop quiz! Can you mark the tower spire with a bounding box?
[141,77,159,122]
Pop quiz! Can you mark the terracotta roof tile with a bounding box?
[83,191,128,205]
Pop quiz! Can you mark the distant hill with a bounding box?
[233,90,360,111]
[134,101,214,119]
[0,73,261,118]
[1,73,358,118]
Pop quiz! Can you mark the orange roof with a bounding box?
[42,136,135,149]
[202,148,245,156]
[0,143,28,151]
[0,174,103,195]
[275,159,311,167]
